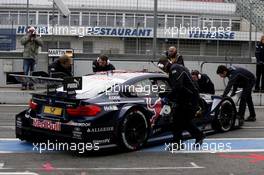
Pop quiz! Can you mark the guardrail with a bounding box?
[200,61,257,73]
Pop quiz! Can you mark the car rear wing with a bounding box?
[8,72,82,96]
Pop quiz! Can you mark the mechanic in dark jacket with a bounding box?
[49,55,72,78]
[191,70,215,94]
[158,57,205,149]
[92,55,115,72]
[255,35,264,92]
[165,46,184,66]
[216,65,256,122]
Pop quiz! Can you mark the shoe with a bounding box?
[237,114,244,126]
[245,116,256,122]
[261,89,264,93]
[21,86,27,90]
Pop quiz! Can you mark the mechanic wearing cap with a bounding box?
[191,70,215,94]
[158,57,205,149]
[165,46,184,67]
[49,54,73,78]
[21,26,43,90]
[216,65,256,122]
[92,55,115,73]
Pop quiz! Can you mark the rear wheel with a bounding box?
[212,98,236,132]
[119,109,149,151]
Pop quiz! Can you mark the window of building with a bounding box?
[191,16,199,28]
[18,11,27,25]
[222,19,230,29]
[231,20,240,31]
[175,16,182,28]
[125,13,134,27]
[48,12,59,25]
[213,19,221,29]
[38,12,48,25]
[70,12,80,26]
[167,15,174,28]
[116,13,123,27]
[10,11,19,25]
[146,14,154,28]
[135,14,144,28]
[82,13,89,26]
[41,41,57,52]
[183,16,191,28]
[0,11,9,25]
[60,14,69,26]
[83,41,93,53]
[158,15,165,28]
[107,13,115,27]
[98,13,107,26]
[90,13,98,26]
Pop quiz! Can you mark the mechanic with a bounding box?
[158,57,205,150]
[254,35,264,92]
[216,65,256,122]
[191,70,215,94]
[21,26,43,90]
[49,54,73,78]
[92,55,116,72]
[165,46,184,66]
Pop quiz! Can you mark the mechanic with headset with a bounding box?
[191,70,215,94]
[92,55,115,72]
[216,65,256,122]
[158,56,205,150]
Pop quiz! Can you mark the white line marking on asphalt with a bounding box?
[0,172,38,175]
[190,162,202,168]
[0,138,19,141]
[0,105,27,107]
[241,126,264,129]
[0,126,15,130]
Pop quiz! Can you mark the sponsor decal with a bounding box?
[92,139,111,144]
[189,31,235,39]
[32,118,61,131]
[146,98,171,127]
[87,127,114,133]
[104,105,118,111]
[108,96,121,100]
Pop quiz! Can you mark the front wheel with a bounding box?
[119,109,149,151]
[212,98,236,132]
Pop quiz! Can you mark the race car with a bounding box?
[14,70,242,151]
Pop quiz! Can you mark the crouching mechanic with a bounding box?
[191,70,215,94]
[216,65,256,122]
[49,55,73,78]
[158,57,205,150]
[92,55,115,72]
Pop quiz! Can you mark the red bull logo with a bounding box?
[146,98,163,127]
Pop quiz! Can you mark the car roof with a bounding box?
[83,71,168,82]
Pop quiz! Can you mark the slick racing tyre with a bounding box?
[212,98,236,132]
[119,109,149,151]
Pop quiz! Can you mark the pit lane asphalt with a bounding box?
[0,105,264,175]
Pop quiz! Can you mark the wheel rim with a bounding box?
[122,111,148,150]
[218,101,235,131]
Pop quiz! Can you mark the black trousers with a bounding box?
[238,82,256,117]
[172,105,204,143]
[255,64,264,90]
